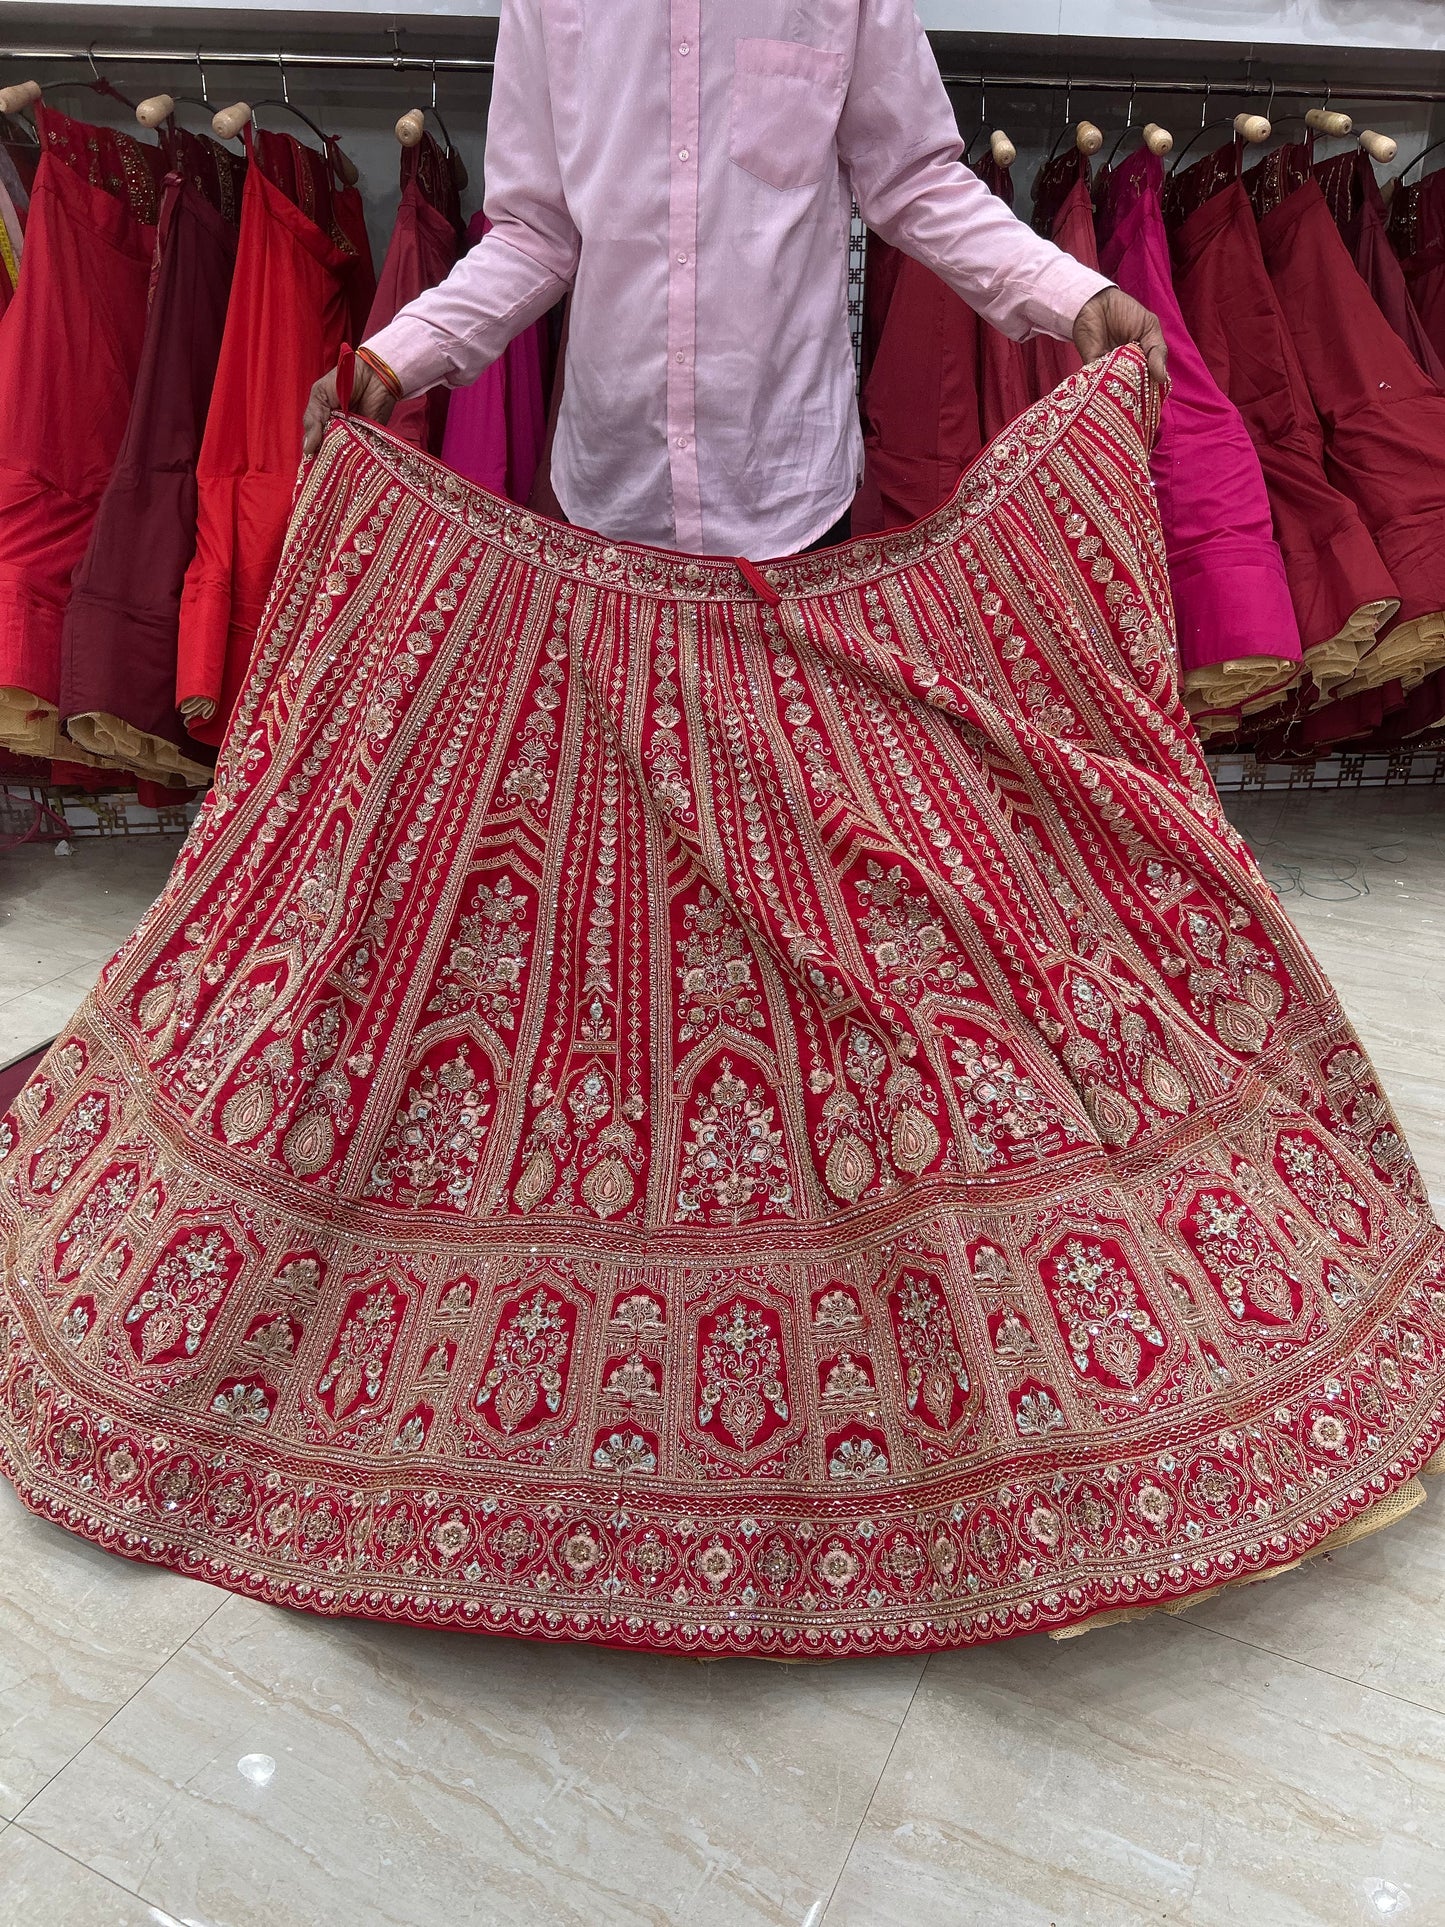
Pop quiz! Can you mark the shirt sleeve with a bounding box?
[362,0,580,396]
[837,0,1111,342]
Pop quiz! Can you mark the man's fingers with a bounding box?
[302,372,342,458]
[1141,318,1170,397]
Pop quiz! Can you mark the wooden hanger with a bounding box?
[212,53,359,185]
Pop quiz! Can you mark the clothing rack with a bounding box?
[0,42,1444,107]
[0,44,496,77]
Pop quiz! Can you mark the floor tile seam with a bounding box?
[1178,1614,1445,1725]
[0,970,94,1011]
[10,1590,233,1830]
[816,1658,931,1927]
[9,1819,163,1912]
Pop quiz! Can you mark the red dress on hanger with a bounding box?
[1248,143,1445,706]
[176,129,367,750]
[363,136,462,454]
[1315,150,1445,383]
[1025,150,1091,402]
[1388,170,1445,377]
[60,130,246,789]
[1167,141,1398,698]
[1097,147,1300,732]
[0,105,164,764]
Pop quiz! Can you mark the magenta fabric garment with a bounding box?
[1096,149,1300,701]
[439,213,549,504]
[364,0,1108,553]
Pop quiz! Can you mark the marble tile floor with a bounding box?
[1,790,1444,1927]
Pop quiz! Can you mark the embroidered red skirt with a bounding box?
[2,350,1442,1659]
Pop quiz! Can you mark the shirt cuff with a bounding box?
[1023,256,1114,343]
[360,317,460,401]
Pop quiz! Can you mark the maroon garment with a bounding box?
[972,156,1033,442]
[1249,145,1445,702]
[852,232,981,533]
[1315,150,1445,382]
[61,136,245,786]
[1166,143,1398,682]
[1388,170,1445,377]
[363,137,462,453]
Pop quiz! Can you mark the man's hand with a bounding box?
[1072,287,1169,396]
[303,361,397,457]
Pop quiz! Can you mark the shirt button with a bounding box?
[677,436,689,449]
[678,40,690,53]
[677,252,688,264]
[678,147,690,161]
[676,351,686,363]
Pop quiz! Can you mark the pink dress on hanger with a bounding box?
[1096,147,1301,732]
[439,213,550,504]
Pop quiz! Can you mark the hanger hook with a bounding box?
[390,26,404,69]
[431,57,439,114]
[276,50,290,108]
[85,42,101,83]
[1265,76,1276,122]
[194,47,210,107]
[1125,75,1136,131]
[1199,79,1211,130]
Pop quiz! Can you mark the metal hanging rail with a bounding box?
[0,44,496,76]
[937,69,1445,105]
[0,44,1441,104]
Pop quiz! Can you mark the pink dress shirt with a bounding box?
[365,0,1110,557]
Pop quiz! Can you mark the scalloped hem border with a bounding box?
[3,1395,1442,1662]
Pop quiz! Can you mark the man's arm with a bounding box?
[304,0,579,453]
[837,0,1166,386]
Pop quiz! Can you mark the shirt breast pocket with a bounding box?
[729,38,847,192]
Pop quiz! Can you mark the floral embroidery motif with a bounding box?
[1275,1134,1371,1246]
[1043,1238,1166,1389]
[427,876,531,1032]
[366,1047,490,1211]
[123,1229,239,1366]
[696,1299,791,1450]
[853,860,972,1001]
[945,1026,1080,1168]
[676,1063,795,1222]
[54,1163,141,1279]
[820,1352,874,1400]
[828,1429,891,1479]
[28,1093,109,1196]
[888,1271,970,1428]
[476,1287,574,1434]
[315,1280,407,1421]
[592,1429,658,1474]
[676,887,765,1041]
[1184,1191,1302,1324]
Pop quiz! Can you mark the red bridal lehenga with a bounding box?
[2,349,1443,1659]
